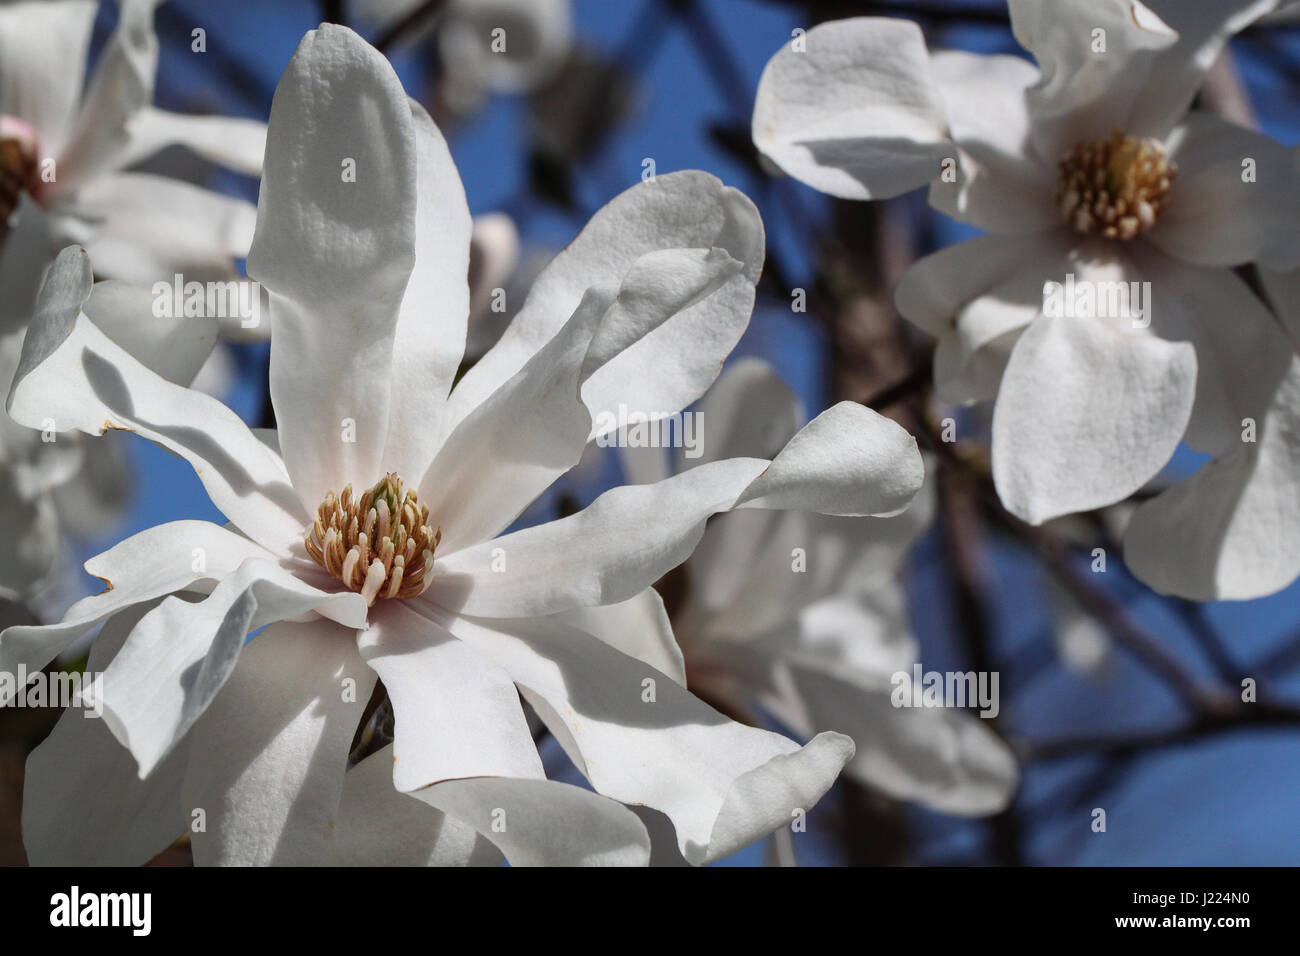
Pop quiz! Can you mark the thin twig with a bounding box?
[375,0,446,52]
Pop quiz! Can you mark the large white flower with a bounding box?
[623,359,1017,818]
[0,0,267,329]
[5,24,925,866]
[753,0,1300,600]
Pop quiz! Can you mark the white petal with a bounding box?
[1148,113,1300,269]
[0,520,272,705]
[546,587,685,685]
[738,402,923,516]
[678,356,800,468]
[333,747,503,866]
[378,100,472,481]
[181,617,376,866]
[0,328,85,502]
[357,601,543,793]
[1010,0,1177,161]
[895,231,1070,338]
[430,406,922,618]
[0,0,96,155]
[429,457,764,619]
[6,247,308,552]
[412,777,651,867]
[688,484,935,643]
[1124,357,1300,600]
[810,489,935,599]
[717,579,1016,815]
[436,610,853,865]
[617,442,672,486]
[790,590,919,677]
[769,656,1018,816]
[752,17,953,200]
[926,50,1059,235]
[247,24,418,509]
[427,246,760,553]
[23,599,189,865]
[895,230,1077,403]
[447,171,763,435]
[682,508,803,642]
[52,0,160,192]
[630,805,691,866]
[101,557,367,778]
[992,312,1197,523]
[417,286,605,553]
[581,247,747,440]
[75,173,258,282]
[116,106,266,177]
[1129,0,1286,139]
[82,280,217,386]
[1132,243,1294,455]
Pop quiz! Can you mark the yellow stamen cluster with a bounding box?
[0,133,39,225]
[304,473,440,606]
[1056,129,1176,240]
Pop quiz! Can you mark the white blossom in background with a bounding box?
[464,210,521,361]
[438,0,571,104]
[752,0,1300,602]
[623,359,1017,821]
[0,284,216,601]
[0,0,266,325]
[0,0,267,598]
[0,331,68,601]
[357,0,572,114]
[4,25,927,866]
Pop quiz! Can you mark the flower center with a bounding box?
[0,117,41,226]
[304,473,441,606]
[1056,129,1176,241]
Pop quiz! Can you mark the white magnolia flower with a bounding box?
[623,359,1017,818]
[0,0,267,329]
[0,0,267,596]
[5,25,925,866]
[753,0,1300,600]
